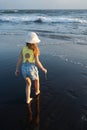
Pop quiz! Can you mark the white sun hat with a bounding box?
[25,32,40,44]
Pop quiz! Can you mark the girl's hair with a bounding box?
[26,43,40,56]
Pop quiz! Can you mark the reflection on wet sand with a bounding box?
[26,94,40,130]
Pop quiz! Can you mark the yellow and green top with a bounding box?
[22,46,35,63]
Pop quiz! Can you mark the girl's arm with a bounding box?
[35,54,47,74]
[15,51,23,76]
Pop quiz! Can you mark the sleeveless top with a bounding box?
[22,46,35,63]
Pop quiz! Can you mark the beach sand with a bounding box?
[0,35,87,130]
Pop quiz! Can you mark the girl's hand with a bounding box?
[43,68,47,80]
[43,68,47,74]
[15,70,20,76]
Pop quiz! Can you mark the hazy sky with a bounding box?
[0,0,87,9]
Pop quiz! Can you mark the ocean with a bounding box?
[0,9,87,130]
[0,9,87,66]
[0,9,87,36]
[0,9,87,38]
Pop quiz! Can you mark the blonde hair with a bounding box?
[26,43,40,56]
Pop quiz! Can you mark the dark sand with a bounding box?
[0,36,87,130]
[0,56,87,130]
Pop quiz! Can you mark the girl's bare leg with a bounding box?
[35,77,40,95]
[25,77,32,104]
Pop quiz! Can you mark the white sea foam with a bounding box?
[0,14,87,24]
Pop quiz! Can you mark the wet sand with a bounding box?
[0,56,87,130]
[0,36,87,130]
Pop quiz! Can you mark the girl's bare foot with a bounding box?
[26,98,33,104]
[36,90,40,96]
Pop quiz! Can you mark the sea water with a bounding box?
[0,10,87,37]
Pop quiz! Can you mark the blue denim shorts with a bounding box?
[21,63,39,80]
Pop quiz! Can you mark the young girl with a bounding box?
[15,32,47,104]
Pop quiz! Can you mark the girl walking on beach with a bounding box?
[15,32,47,104]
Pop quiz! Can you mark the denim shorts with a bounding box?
[21,63,39,80]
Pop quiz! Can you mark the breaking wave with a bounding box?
[0,15,87,24]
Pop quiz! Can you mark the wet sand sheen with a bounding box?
[0,50,87,130]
